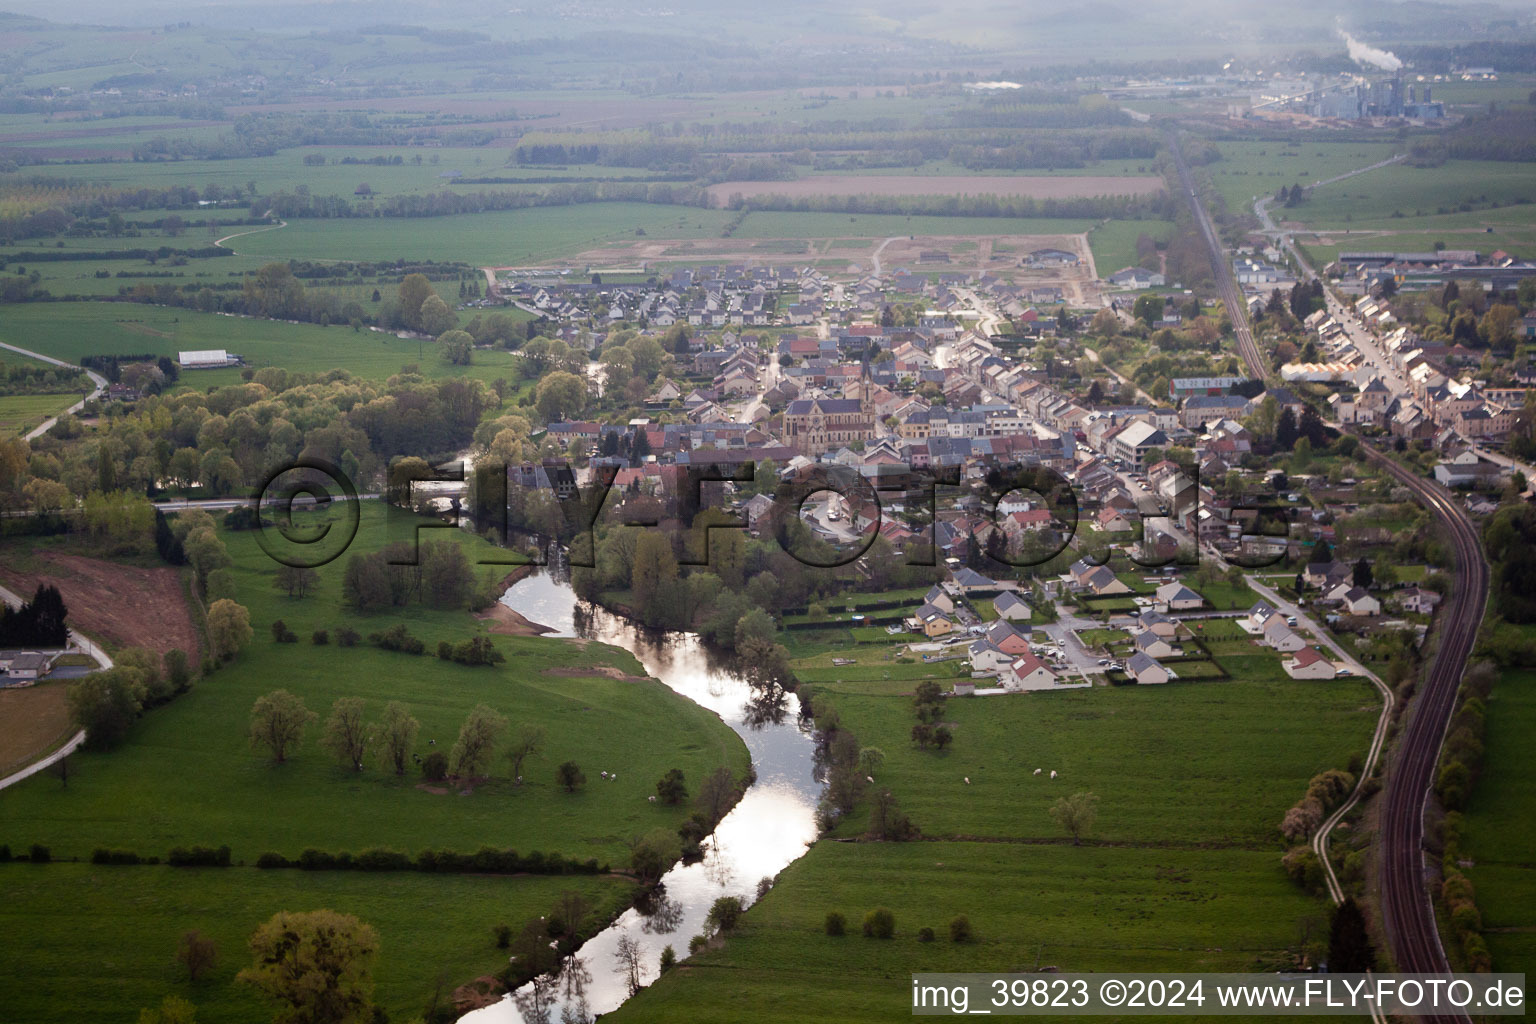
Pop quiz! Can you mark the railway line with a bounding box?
[1171,133,1487,1017]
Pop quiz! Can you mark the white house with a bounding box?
[1284,647,1337,680]
[1341,587,1381,616]
[968,639,1014,674]
[992,591,1032,622]
[923,585,955,615]
[1001,651,1057,691]
[1155,581,1203,611]
[1133,631,1174,659]
[1138,610,1180,638]
[0,650,53,685]
[1126,651,1170,685]
[1263,618,1306,652]
[1398,587,1442,615]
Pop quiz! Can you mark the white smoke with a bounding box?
[1340,31,1403,71]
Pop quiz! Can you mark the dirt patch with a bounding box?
[0,551,201,665]
[415,783,449,795]
[0,682,73,777]
[453,976,507,1013]
[543,665,649,683]
[477,601,556,637]
[705,174,1166,205]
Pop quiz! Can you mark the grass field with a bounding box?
[0,502,748,867]
[0,393,78,436]
[1208,141,1403,215]
[605,663,1379,1022]
[229,204,737,264]
[1087,219,1174,278]
[730,211,1097,241]
[0,680,74,777]
[0,303,534,389]
[1463,666,1536,975]
[1,861,632,1024]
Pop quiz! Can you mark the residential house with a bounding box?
[1263,618,1306,652]
[1155,581,1203,611]
[968,639,1014,674]
[1283,647,1337,680]
[951,567,998,594]
[1341,587,1381,616]
[985,620,1033,656]
[1133,631,1174,659]
[910,603,955,637]
[1126,652,1170,685]
[1138,610,1180,638]
[0,650,53,685]
[1001,650,1057,691]
[1398,587,1443,615]
[992,591,1032,622]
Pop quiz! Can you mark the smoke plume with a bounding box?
[1340,31,1402,71]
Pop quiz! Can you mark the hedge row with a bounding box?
[256,846,608,876]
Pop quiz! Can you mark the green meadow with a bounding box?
[602,645,1379,1022]
[1463,666,1536,975]
[0,504,748,1022]
[0,303,534,388]
[1208,141,1403,214]
[730,211,1098,242]
[1087,219,1174,278]
[0,393,78,436]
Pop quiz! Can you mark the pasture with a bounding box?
[1208,141,1403,215]
[1087,219,1174,278]
[0,303,535,388]
[0,502,749,867]
[704,174,1165,206]
[0,393,78,436]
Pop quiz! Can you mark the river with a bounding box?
[461,563,822,1024]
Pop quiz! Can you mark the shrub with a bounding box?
[688,933,708,954]
[167,845,231,867]
[271,619,298,643]
[336,627,360,647]
[917,926,935,942]
[421,751,448,781]
[355,848,412,871]
[28,844,50,862]
[91,848,141,865]
[311,629,329,645]
[824,911,846,936]
[371,624,425,654]
[659,944,676,972]
[862,907,895,939]
[438,641,454,660]
[949,915,972,942]
[493,924,512,949]
[255,852,290,869]
[0,844,10,862]
[706,896,743,934]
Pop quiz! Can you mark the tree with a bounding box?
[320,697,368,771]
[206,599,253,661]
[237,910,378,1024]
[655,767,688,804]
[438,328,473,366]
[1132,293,1162,326]
[630,827,681,883]
[556,760,586,792]
[249,690,316,763]
[342,553,391,611]
[706,895,743,933]
[372,701,419,775]
[177,930,218,981]
[137,996,198,1024]
[398,274,434,330]
[1352,557,1373,589]
[1049,791,1099,845]
[534,370,588,423]
[1275,406,1298,448]
[418,295,456,336]
[273,565,319,598]
[505,724,545,783]
[694,766,736,825]
[949,915,972,942]
[449,704,506,778]
[67,668,144,751]
[1089,308,1120,337]
[1327,897,1376,972]
[862,907,896,938]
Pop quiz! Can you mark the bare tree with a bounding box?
[372,701,419,775]
[1049,791,1099,846]
[505,724,545,783]
[320,697,368,771]
[694,766,736,827]
[177,930,217,981]
[613,935,646,997]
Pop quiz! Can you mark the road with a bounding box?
[1179,130,1484,1008]
[870,236,904,277]
[0,341,108,441]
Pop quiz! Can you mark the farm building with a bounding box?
[177,349,242,369]
[0,650,54,686]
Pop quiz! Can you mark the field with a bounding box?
[1207,141,1403,214]
[228,204,737,264]
[1280,160,1536,229]
[0,503,749,1021]
[0,681,73,777]
[1,861,632,1024]
[0,393,77,436]
[1463,666,1536,975]
[704,174,1165,205]
[0,550,203,664]
[0,303,533,388]
[605,667,1380,1022]
[1087,218,1174,278]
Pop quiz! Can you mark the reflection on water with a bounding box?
[461,564,822,1023]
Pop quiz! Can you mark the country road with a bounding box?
[0,341,108,441]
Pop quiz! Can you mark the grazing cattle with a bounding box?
[1033,768,1042,775]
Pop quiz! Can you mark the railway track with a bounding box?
[1171,133,1487,1018]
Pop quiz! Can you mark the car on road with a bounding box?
[1097,658,1110,666]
